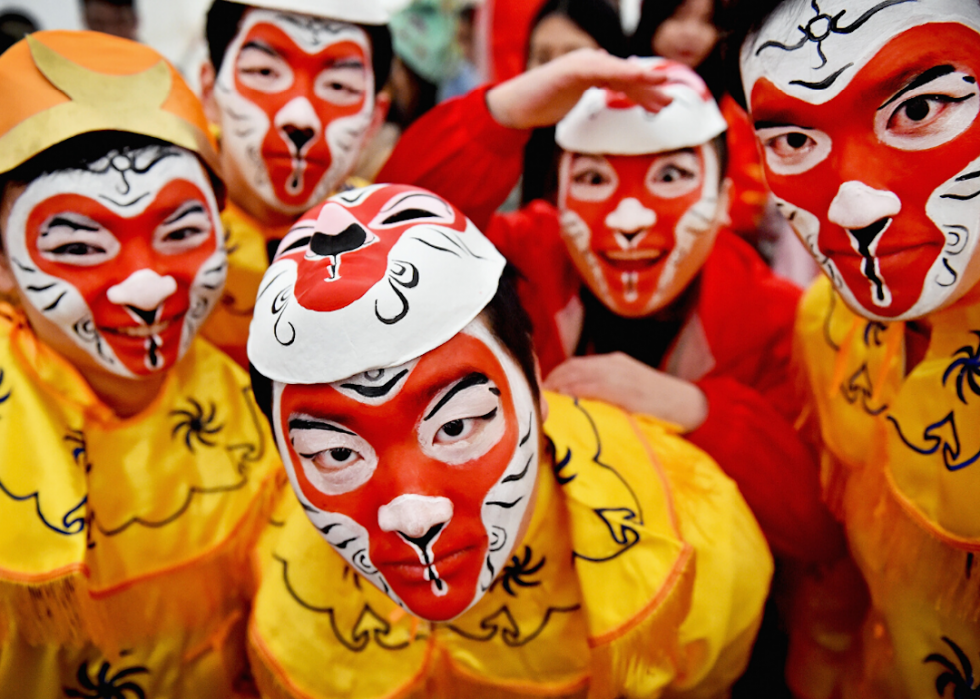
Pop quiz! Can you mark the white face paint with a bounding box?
[214,9,375,216]
[271,318,539,622]
[741,0,980,319]
[4,145,225,376]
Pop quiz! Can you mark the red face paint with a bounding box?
[25,181,218,375]
[751,23,980,317]
[279,331,519,621]
[233,20,369,208]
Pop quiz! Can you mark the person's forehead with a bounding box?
[237,8,370,57]
[741,0,980,106]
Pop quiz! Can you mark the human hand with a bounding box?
[486,49,672,130]
[544,352,708,432]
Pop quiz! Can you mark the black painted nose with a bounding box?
[282,125,315,153]
[126,305,159,326]
[398,522,445,552]
[310,224,368,257]
[619,229,645,243]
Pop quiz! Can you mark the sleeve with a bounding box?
[376,85,531,233]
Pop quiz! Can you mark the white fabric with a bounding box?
[241,0,388,24]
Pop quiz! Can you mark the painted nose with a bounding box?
[378,494,453,539]
[827,181,901,230]
[605,198,656,239]
[275,96,321,155]
[107,269,177,315]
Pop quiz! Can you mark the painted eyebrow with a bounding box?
[241,40,279,58]
[328,58,365,70]
[878,65,957,111]
[423,372,490,421]
[163,203,206,225]
[42,216,100,234]
[288,418,356,435]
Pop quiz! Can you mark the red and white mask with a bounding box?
[742,0,980,320]
[4,145,225,377]
[213,9,375,216]
[247,184,531,620]
[555,62,728,317]
[271,318,538,621]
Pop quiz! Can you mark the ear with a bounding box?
[365,91,391,144]
[200,60,221,126]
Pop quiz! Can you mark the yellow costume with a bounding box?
[248,392,771,699]
[0,304,284,697]
[792,276,980,699]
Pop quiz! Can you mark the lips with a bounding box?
[375,541,482,584]
[100,312,184,339]
[599,248,667,272]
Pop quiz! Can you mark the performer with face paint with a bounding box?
[196,0,673,368]
[729,1,980,697]
[0,31,283,696]
[463,59,843,565]
[245,182,772,698]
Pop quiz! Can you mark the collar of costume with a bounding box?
[555,58,727,156]
[242,0,389,24]
[740,0,980,105]
[247,184,506,384]
[0,31,221,192]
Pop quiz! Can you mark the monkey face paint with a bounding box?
[558,145,723,317]
[214,9,375,216]
[3,146,225,377]
[742,0,980,319]
[272,320,539,621]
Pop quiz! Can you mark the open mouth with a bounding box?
[100,314,184,339]
[600,249,666,271]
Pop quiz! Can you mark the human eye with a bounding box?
[420,374,506,464]
[647,150,702,198]
[755,125,832,176]
[236,45,293,92]
[567,157,618,202]
[876,70,979,151]
[155,203,213,254]
[315,61,367,106]
[36,214,120,266]
[289,417,378,495]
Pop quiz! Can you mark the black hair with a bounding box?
[81,0,135,6]
[205,0,392,92]
[629,0,727,101]
[249,266,539,435]
[0,11,38,55]
[718,0,785,109]
[0,131,221,252]
[520,0,627,206]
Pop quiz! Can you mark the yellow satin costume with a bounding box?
[248,392,772,699]
[0,304,285,698]
[791,276,980,699]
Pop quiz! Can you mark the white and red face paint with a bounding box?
[558,145,723,317]
[214,9,375,216]
[4,146,225,377]
[272,319,538,622]
[742,0,980,320]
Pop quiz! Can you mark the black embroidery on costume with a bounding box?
[0,368,10,418]
[840,364,888,416]
[924,636,980,697]
[887,412,980,472]
[63,659,149,699]
[490,546,545,597]
[275,554,413,652]
[864,321,887,347]
[943,331,980,404]
[65,429,91,473]
[754,0,916,70]
[170,398,224,453]
[446,604,580,647]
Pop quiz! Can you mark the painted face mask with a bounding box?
[4,145,226,377]
[742,0,980,320]
[214,9,375,216]
[555,59,728,317]
[248,184,529,620]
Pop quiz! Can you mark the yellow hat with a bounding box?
[0,30,221,184]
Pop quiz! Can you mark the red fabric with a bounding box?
[487,202,843,563]
[721,94,769,243]
[485,0,547,82]
[377,85,530,234]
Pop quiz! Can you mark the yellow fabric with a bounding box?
[791,277,980,699]
[248,392,771,699]
[0,303,286,698]
[201,178,372,367]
